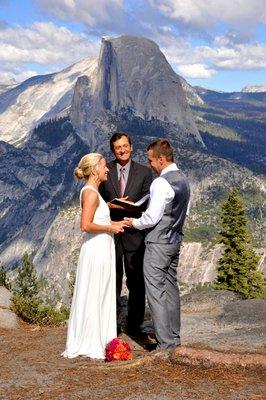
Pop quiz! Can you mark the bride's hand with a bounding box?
[109,221,127,234]
[109,225,124,234]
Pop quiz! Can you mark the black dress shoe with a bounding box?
[144,342,157,351]
[125,328,148,340]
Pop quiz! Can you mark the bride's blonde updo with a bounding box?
[74,153,104,180]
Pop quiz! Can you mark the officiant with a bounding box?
[99,132,152,337]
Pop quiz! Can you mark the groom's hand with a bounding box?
[124,217,133,227]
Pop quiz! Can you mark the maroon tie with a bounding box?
[119,167,126,197]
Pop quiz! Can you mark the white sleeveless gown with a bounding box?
[62,185,116,359]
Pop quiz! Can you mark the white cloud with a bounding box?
[156,32,266,78]
[0,21,99,81]
[157,34,192,65]
[213,43,266,69]
[178,63,216,78]
[37,0,123,26]
[191,42,266,70]
[148,0,266,29]
[0,70,37,84]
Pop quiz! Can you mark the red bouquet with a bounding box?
[105,337,132,362]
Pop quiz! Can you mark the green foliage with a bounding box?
[13,252,39,297]
[184,224,218,246]
[12,294,69,326]
[184,201,221,246]
[195,115,242,141]
[11,252,69,325]
[215,188,265,299]
[109,107,166,138]
[191,98,266,175]
[190,282,215,293]
[34,117,74,147]
[0,266,11,290]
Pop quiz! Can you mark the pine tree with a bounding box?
[216,188,265,299]
[14,252,39,298]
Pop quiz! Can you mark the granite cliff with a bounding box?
[71,36,203,148]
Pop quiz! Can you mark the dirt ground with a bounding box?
[0,324,265,400]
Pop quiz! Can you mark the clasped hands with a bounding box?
[111,218,132,234]
[111,218,133,234]
[123,217,133,227]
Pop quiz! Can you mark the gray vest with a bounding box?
[145,170,190,244]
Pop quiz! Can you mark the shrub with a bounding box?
[12,294,69,326]
[11,252,69,325]
[190,282,214,292]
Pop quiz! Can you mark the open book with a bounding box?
[110,194,150,210]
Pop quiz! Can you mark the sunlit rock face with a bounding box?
[70,35,204,149]
[0,58,97,146]
[0,35,203,149]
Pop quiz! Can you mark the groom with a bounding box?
[100,132,152,337]
[125,139,190,350]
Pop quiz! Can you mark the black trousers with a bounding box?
[115,236,145,331]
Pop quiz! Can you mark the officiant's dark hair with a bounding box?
[110,132,132,151]
[147,139,174,162]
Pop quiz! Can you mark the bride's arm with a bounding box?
[81,190,124,234]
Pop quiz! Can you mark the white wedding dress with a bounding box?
[62,185,116,359]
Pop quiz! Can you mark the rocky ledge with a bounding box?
[141,290,266,356]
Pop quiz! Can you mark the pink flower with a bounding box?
[105,337,132,362]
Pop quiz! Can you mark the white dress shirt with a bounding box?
[132,163,178,230]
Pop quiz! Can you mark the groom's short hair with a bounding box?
[147,139,174,162]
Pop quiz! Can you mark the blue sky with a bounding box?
[0,0,265,92]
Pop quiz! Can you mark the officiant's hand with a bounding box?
[107,196,129,210]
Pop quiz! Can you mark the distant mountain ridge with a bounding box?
[191,85,266,174]
[242,85,266,93]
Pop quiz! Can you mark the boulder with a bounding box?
[0,308,19,330]
[0,286,20,329]
[0,286,12,308]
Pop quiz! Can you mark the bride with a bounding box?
[62,153,126,360]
